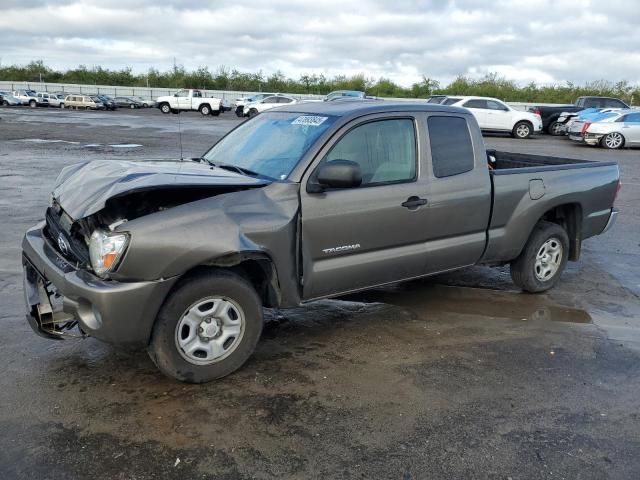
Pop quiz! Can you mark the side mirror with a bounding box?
[308,160,362,193]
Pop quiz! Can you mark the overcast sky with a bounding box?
[1,0,639,87]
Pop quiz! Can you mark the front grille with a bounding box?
[44,206,90,266]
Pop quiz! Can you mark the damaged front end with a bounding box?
[22,158,276,344]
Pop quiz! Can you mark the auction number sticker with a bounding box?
[292,115,328,126]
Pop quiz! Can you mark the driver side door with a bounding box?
[300,114,431,300]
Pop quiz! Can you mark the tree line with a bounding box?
[1,61,638,105]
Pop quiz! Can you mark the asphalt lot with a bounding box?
[1,107,639,479]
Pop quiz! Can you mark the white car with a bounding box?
[233,93,276,116]
[243,95,297,117]
[13,89,47,108]
[36,92,65,108]
[156,89,222,116]
[445,96,542,139]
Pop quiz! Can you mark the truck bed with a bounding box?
[489,150,615,173]
[482,150,619,264]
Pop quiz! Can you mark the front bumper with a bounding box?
[584,133,604,146]
[22,223,178,345]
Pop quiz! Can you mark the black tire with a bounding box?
[199,104,211,116]
[211,109,220,116]
[235,106,244,117]
[248,108,259,118]
[510,221,569,293]
[148,270,263,383]
[29,99,37,108]
[59,103,64,109]
[548,121,564,136]
[601,132,625,150]
[512,121,532,139]
[159,103,171,114]
[1,100,8,106]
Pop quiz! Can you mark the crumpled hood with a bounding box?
[52,159,270,219]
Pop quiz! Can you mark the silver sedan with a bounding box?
[569,110,640,149]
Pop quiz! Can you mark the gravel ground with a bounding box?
[0,107,639,480]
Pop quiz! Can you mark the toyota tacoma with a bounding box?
[22,101,620,382]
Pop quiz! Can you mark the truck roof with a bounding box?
[277,99,471,118]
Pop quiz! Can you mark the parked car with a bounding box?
[36,92,65,108]
[22,101,620,383]
[243,95,296,117]
[156,89,222,116]
[113,96,143,109]
[426,95,448,104]
[556,107,628,135]
[233,93,276,117]
[568,110,640,149]
[324,90,365,101]
[63,94,102,110]
[446,96,542,138]
[96,95,118,111]
[13,89,47,108]
[0,91,23,106]
[529,96,630,135]
[129,96,156,108]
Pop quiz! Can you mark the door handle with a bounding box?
[401,196,428,210]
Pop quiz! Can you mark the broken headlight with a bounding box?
[89,229,129,277]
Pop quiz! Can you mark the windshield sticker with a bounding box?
[292,115,328,126]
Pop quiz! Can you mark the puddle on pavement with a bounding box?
[18,138,80,144]
[343,283,592,324]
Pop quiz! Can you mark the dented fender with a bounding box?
[111,182,302,307]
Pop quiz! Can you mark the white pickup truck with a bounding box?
[156,89,223,116]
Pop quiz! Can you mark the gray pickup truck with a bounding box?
[22,101,620,382]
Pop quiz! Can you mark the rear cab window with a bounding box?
[427,116,475,178]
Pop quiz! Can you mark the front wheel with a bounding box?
[148,270,263,383]
[159,103,171,114]
[512,121,532,139]
[602,132,625,150]
[29,99,37,108]
[248,108,259,118]
[510,221,569,293]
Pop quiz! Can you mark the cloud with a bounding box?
[0,0,639,86]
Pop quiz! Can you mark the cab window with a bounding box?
[323,118,417,186]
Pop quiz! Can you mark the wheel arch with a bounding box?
[536,203,583,261]
[171,252,282,309]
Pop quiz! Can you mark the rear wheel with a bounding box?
[512,121,532,139]
[199,104,211,116]
[1,100,8,106]
[548,121,564,136]
[510,221,569,293]
[148,270,263,383]
[602,132,625,149]
[160,103,171,114]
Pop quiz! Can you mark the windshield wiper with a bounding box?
[203,159,274,180]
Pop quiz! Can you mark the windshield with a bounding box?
[203,111,337,180]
